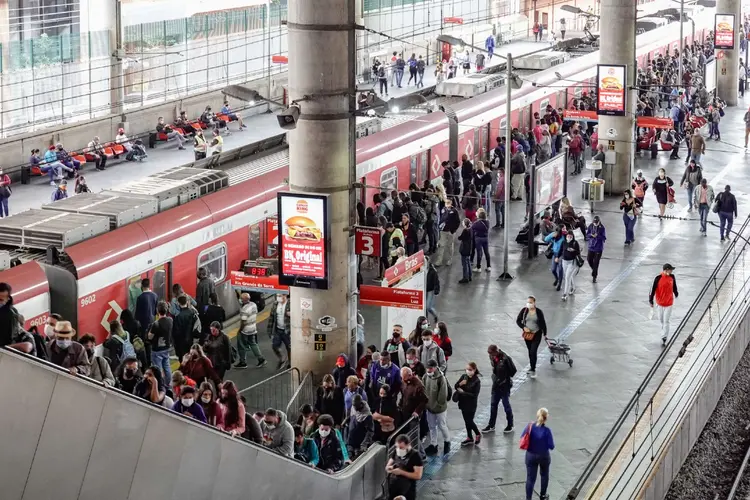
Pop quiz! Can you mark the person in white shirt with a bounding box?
[236,292,266,369]
[115,128,147,161]
[267,294,291,370]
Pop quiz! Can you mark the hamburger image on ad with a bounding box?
[280,195,326,278]
[284,215,322,242]
[600,76,623,91]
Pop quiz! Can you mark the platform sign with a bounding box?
[230,270,288,293]
[714,14,735,50]
[277,192,331,289]
[375,251,427,346]
[360,285,423,310]
[534,155,565,211]
[596,64,627,117]
[383,250,425,286]
[354,226,382,257]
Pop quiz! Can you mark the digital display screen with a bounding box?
[247,266,271,277]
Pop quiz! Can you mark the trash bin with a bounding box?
[21,165,30,185]
[581,178,605,202]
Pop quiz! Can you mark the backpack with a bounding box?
[719,107,725,117]
[504,355,517,378]
[441,375,453,401]
[413,205,427,227]
[32,332,49,361]
[633,181,645,198]
[569,135,583,153]
[111,332,137,362]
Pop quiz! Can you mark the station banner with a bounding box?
[714,14,735,50]
[376,250,426,346]
[277,192,331,289]
[230,270,288,293]
[596,64,627,117]
[535,154,565,212]
[359,286,423,310]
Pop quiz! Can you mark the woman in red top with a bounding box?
[179,344,221,388]
[433,321,453,366]
[0,167,11,217]
[219,380,246,436]
[198,381,225,428]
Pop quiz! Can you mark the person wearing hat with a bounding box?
[649,264,679,345]
[51,180,68,202]
[47,321,90,376]
[585,215,607,283]
[423,358,451,456]
[332,353,357,389]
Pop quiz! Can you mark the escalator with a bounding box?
[0,348,386,500]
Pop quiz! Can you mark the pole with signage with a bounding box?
[497,52,514,282]
[287,0,357,376]
[715,3,741,106]
[678,0,684,85]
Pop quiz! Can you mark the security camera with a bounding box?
[277,104,301,130]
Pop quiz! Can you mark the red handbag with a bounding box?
[519,423,533,450]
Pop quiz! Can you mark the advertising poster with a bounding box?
[714,14,735,50]
[535,155,565,212]
[277,192,330,289]
[596,64,627,116]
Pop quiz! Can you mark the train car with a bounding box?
[0,17,711,342]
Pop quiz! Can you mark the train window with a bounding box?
[500,117,507,132]
[409,156,418,185]
[151,267,168,302]
[249,223,261,261]
[380,167,398,192]
[198,243,228,284]
[540,99,549,112]
[420,152,428,182]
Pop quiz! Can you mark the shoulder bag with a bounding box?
[519,423,533,450]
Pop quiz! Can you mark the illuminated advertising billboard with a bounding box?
[714,14,736,50]
[596,64,627,117]
[277,192,331,289]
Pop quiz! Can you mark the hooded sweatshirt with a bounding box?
[347,401,374,451]
[417,342,447,373]
[332,354,358,388]
[261,410,295,457]
[424,370,449,414]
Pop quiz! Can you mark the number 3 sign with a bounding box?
[354,226,382,257]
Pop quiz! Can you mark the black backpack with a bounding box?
[32,332,49,361]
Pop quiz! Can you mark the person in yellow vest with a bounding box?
[209,129,223,156]
[193,129,207,161]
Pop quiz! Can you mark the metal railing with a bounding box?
[239,366,301,414]
[567,215,750,499]
[386,415,420,457]
[285,370,316,424]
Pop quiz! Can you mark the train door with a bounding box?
[409,155,418,187]
[542,12,548,30]
[126,263,170,321]
[482,124,491,161]
[557,90,566,110]
[473,128,481,162]
[420,151,429,184]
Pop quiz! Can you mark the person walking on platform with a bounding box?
[483,344,515,433]
[560,231,581,301]
[268,294,292,370]
[520,408,555,500]
[236,292,266,369]
[455,361,482,446]
[585,216,606,283]
[715,184,738,242]
[516,296,547,378]
[423,359,451,456]
[694,178,715,236]
[649,263,679,346]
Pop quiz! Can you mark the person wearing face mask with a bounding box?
[333,354,358,389]
[115,357,142,394]
[203,321,232,380]
[398,366,428,456]
[544,226,565,291]
[383,324,411,368]
[102,319,137,374]
[680,159,703,213]
[179,343,221,388]
[432,322,453,366]
[267,294,291,370]
[423,359,451,456]
[0,282,19,348]
[404,347,426,379]
[632,170,649,207]
[218,380,245,436]
[297,404,320,437]
[454,361,482,446]
[516,297,546,379]
[560,231,581,301]
[312,414,348,473]
[417,330,447,373]
[47,321,90,376]
[715,184,738,242]
[408,316,429,348]
[366,352,402,408]
[346,394,374,458]
[294,424,320,467]
[170,370,196,400]
[620,189,642,246]
[197,381,225,428]
[356,344,378,380]
[172,386,207,423]
[0,167,11,217]
[315,374,346,427]
[386,434,424,500]
[649,263,679,345]
[42,313,62,341]
[343,374,368,417]
[236,292,266,369]
[693,178,715,236]
[652,168,674,218]
[585,216,606,283]
[458,217,474,284]
[483,344,516,433]
[79,334,115,386]
[373,383,400,444]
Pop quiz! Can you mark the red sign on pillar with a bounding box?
[360,285,424,309]
[383,250,425,286]
[354,226,382,257]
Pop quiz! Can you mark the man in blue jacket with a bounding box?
[366,351,402,407]
[585,215,606,283]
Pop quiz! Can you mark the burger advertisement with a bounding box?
[277,192,331,288]
[596,64,626,117]
[714,14,736,50]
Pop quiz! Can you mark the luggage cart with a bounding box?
[547,338,573,367]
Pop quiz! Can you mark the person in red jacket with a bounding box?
[649,263,679,345]
[432,322,453,369]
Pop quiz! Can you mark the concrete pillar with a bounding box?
[84,0,124,117]
[717,0,741,106]
[356,0,370,81]
[597,0,636,193]
[287,0,357,376]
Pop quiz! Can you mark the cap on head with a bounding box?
[663,263,675,271]
[426,359,438,368]
[593,215,601,223]
[336,355,346,368]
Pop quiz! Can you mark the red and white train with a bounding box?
[2,19,710,343]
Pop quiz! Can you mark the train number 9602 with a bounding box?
[80,294,96,308]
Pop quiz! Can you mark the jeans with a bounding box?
[426,410,450,445]
[494,201,505,226]
[417,70,424,87]
[488,389,513,428]
[461,408,480,439]
[167,130,185,147]
[525,334,542,372]
[474,237,490,268]
[562,259,577,295]
[395,68,404,87]
[379,79,388,95]
[686,184,695,209]
[623,213,636,242]
[699,204,709,232]
[719,211,734,239]
[691,152,702,164]
[655,304,672,341]
[525,452,551,500]
[570,153,582,173]
[551,259,564,285]
[0,197,9,217]
[461,255,473,280]
[272,327,292,358]
[435,231,455,266]
[425,290,437,321]
[408,67,417,85]
[237,332,264,363]
[151,349,171,381]
[587,251,602,279]
[426,219,439,253]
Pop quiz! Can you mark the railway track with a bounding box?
[726,439,750,500]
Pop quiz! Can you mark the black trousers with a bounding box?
[587,251,602,278]
[461,408,480,439]
[524,334,542,371]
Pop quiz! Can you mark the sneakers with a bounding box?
[485,266,491,272]
[562,294,567,301]
[481,425,495,434]
[234,361,248,370]
[424,445,438,455]
[661,336,667,345]
[178,146,186,150]
[460,437,474,447]
[443,441,451,455]
[529,370,537,379]
[553,280,558,288]
[276,359,286,370]
[503,425,514,433]
[458,278,469,284]
[474,434,481,445]
[256,358,267,368]
[473,267,481,272]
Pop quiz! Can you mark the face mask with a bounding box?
[428,370,438,377]
[45,325,55,337]
[354,404,365,412]
[380,362,390,369]
[85,348,94,357]
[124,368,135,377]
[594,222,599,226]
[566,236,573,242]
[319,429,331,438]
[396,447,408,458]
[433,327,440,335]
[57,339,72,349]
[422,339,433,347]
[181,398,194,408]
[421,323,429,330]
[527,302,534,309]
[392,331,400,338]
[624,194,631,199]
[276,296,284,303]
[264,421,276,430]
[201,395,211,404]
[466,369,475,376]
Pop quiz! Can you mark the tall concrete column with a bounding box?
[356,0,370,81]
[598,0,636,193]
[717,0,741,106]
[109,0,125,117]
[287,0,357,376]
